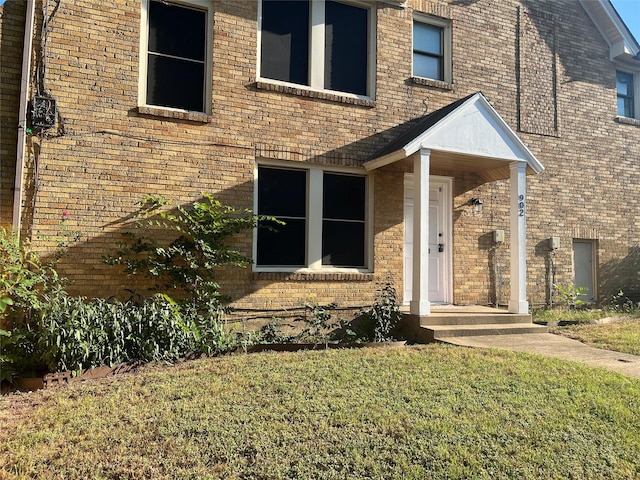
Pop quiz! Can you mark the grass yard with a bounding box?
[1,345,640,480]
[551,317,640,356]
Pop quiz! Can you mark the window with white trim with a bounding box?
[140,0,212,113]
[617,70,636,118]
[258,0,375,97]
[412,15,451,84]
[256,165,368,270]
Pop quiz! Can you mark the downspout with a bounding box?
[13,0,36,233]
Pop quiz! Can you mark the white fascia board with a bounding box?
[363,149,407,171]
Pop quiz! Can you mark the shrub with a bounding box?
[33,293,234,374]
[607,290,640,314]
[359,280,403,342]
[294,301,338,345]
[0,226,63,326]
[554,283,587,310]
[104,193,278,303]
[255,318,296,345]
[0,328,39,383]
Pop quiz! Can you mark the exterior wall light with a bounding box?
[470,197,483,213]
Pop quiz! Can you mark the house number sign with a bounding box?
[518,194,525,217]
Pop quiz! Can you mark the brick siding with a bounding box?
[0,0,638,318]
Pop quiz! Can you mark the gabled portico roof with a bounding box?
[364,92,544,182]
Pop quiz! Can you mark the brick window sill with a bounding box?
[255,81,376,108]
[252,271,374,282]
[411,77,454,90]
[615,116,640,127]
[137,106,211,123]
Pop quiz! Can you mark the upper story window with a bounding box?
[140,0,212,113]
[258,0,375,98]
[617,70,636,118]
[256,165,369,271]
[412,15,452,84]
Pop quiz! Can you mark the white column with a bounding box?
[509,161,529,314]
[410,148,431,316]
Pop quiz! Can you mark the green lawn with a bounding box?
[1,345,640,479]
[551,318,640,356]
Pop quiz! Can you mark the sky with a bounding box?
[610,0,640,43]
[0,0,638,44]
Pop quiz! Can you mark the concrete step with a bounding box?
[421,313,532,326]
[424,322,548,342]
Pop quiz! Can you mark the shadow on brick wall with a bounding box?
[451,0,612,87]
[599,246,640,303]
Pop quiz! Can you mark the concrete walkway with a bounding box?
[440,333,640,379]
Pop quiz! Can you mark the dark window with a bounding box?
[617,71,635,118]
[257,167,307,267]
[260,0,310,86]
[324,1,368,95]
[147,1,207,111]
[322,173,365,267]
[413,21,443,81]
[260,0,370,96]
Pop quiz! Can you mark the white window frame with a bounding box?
[138,0,214,114]
[616,69,640,120]
[256,0,377,100]
[412,14,452,84]
[253,160,373,273]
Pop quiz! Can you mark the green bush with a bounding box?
[33,293,234,374]
[0,226,63,325]
[104,193,278,302]
[360,280,403,342]
[554,283,587,310]
[0,328,39,383]
[607,290,640,314]
[2,195,263,381]
[294,301,338,345]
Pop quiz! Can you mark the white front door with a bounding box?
[404,175,452,305]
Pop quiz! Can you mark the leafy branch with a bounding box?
[105,193,280,301]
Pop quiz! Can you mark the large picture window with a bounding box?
[141,0,210,112]
[256,166,368,270]
[259,0,373,97]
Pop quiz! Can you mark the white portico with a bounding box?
[364,93,544,316]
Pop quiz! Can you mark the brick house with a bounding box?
[1,0,639,325]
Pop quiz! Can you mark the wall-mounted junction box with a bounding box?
[549,236,560,250]
[493,229,505,243]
